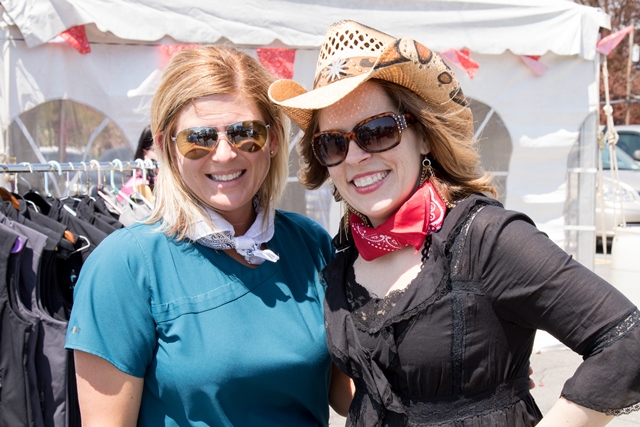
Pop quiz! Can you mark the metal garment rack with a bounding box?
[0,159,157,174]
[0,159,158,197]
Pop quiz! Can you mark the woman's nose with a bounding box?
[211,135,236,161]
[344,138,371,164]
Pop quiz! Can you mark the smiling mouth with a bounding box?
[207,171,244,182]
[352,171,389,188]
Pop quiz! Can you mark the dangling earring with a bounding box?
[345,202,371,227]
[419,157,434,186]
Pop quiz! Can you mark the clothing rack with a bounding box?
[0,159,157,173]
[1,160,158,427]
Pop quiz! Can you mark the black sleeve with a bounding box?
[465,205,640,414]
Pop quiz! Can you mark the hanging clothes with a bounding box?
[0,224,42,427]
[0,161,154,427]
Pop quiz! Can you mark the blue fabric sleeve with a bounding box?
[65,227,156,377]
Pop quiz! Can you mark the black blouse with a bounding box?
[323,195,640,426]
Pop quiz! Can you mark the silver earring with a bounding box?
[270,150,274,156]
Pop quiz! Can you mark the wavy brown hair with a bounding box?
[296,79,496,205]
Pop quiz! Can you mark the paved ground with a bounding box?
[329,254,640,426]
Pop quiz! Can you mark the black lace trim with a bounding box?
[346,277,406,332]
[589,308,640,355]
[605,401,640,417]
[397,377,531,424]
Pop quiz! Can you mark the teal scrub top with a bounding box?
[65,211,335,426]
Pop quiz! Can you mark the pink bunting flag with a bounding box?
[59,25,91,55]
[596,25,634,56]
[256,48,296,79]
[439,48,479,79]
[158,44,199,67]
[519,55,548,76]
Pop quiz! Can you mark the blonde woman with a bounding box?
[66,46,351,426]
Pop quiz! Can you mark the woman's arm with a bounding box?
[536,397,613,427]
[74,350,144,427]
[328,363,355,417]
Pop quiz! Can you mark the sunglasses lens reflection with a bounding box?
[176,121,268,159]
[312,133,344,167]
[313,113,402,167]
[228,122,268,153]
[355,116,398,152]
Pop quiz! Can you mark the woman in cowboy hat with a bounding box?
[270,20,640,426]
[65,45,352,426]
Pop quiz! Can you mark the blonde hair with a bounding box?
[147,46,290,239]
[297,79,496,204]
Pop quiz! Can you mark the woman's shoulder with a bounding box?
[445,194,535,233]
[275,210,331,238]
[93,221,174,257]
[274,210,334,262]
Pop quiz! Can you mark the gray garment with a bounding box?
[0,223,44,427]
[0,214,70,427]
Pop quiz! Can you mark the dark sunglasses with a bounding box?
[312,112,416,167]
[172,121,270,160]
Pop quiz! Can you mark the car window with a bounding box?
[617,131,640,159]
[601,144,640,171]
[601,144,640,170]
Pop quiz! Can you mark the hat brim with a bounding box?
[269,72,372,131]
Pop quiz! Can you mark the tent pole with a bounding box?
[625,24,635,125]
[0,26,13,192]
[1,26,10,158]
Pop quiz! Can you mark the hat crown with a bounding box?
[317,21,393,68]
[313,21,394,89]
[268,20,472,137]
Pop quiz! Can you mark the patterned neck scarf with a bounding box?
[350,181,447,261]
[191,198,279,265]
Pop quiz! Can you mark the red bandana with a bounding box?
[350,181,447,261]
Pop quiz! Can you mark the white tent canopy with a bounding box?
[0,0,610,268]
[2,0,607,58]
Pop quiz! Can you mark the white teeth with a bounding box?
[210,171,243,182]
[353,172,388,188]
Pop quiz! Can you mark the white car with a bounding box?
[614,125,640,163]
[596,144,640,240]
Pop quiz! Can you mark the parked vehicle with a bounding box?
[596,144,640,241]
[614,125,640,163]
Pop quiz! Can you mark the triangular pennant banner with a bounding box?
[256,48,296,79]
[439,48,479,79]
[597,25,634,56]
[158,44,199,67]
[519,55,547,76]
[59,25,91,55]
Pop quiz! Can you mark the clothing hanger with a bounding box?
[0,187,20,210]
[108,159,137,208]
[90,159,125,214]
[59,162,82,202]
[0,164,19,209]
[22,162,52,214]
[80,161,96,200]
[89,159,102,196]
[47,160,79,217]
[18,162,33,191]
[15,162,40,212]
[68,235,91,256]
[95,159,124,215]
[131,159,153,208]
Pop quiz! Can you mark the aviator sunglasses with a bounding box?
[312,112,417,167]
[172,120,270,160]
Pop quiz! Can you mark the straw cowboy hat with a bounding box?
[268,20,473,134]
